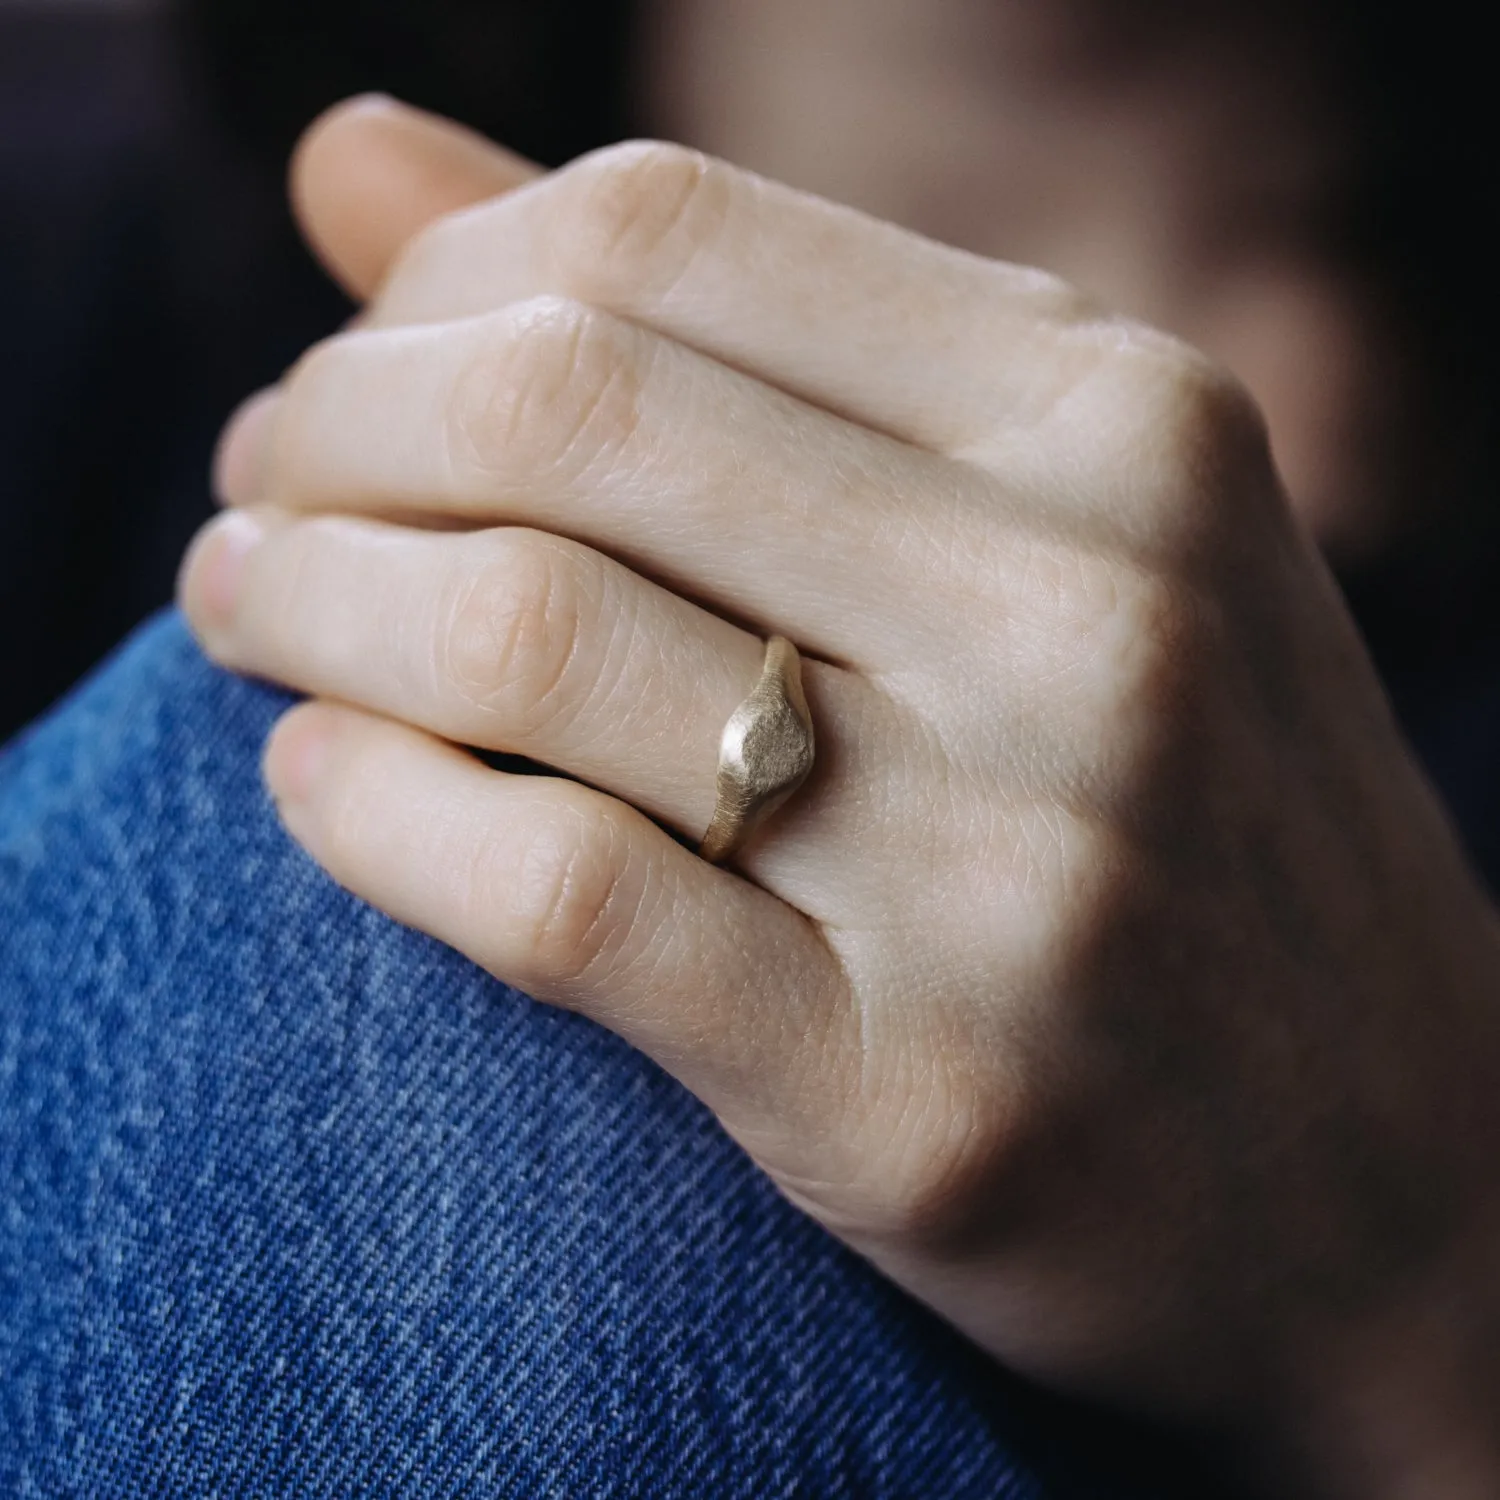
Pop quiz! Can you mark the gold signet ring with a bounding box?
[699,636,816,865]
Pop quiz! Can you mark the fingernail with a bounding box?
[188,509,264,629]
[265,705,337,806]
[213,388,282,506]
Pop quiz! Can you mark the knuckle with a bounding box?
[449,297,643,484]
[996,540,1174,675]
[1030,548,1200,732]
[555,140,727,303]
[1087,565,1203,725]
[439,531,591,732]
[1041,321,1278,548]
[993,542,1205,782]
[1142,340,1266,463]
[1115,331,1274,518]
[861,1074,1025,1248]
[509,804,639,986]
[1079,587,1221,860]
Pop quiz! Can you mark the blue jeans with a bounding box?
[2,613,1227,1497]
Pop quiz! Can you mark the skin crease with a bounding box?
[175,7,1500,1495]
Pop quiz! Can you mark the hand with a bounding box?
[180,98,1500,1495]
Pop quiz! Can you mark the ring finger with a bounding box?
[178,508,884,893]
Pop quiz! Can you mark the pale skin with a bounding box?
[176,15,1500,1494]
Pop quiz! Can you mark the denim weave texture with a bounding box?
[1,613,1218,1498]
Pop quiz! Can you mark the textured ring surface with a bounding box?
[698,636,816,865]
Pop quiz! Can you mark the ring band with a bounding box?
[699,636,816,865]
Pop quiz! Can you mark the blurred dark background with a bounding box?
[3,0,1499,885]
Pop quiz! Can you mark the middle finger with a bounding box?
[231,297,982,673]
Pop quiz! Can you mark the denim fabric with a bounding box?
[1,612,1225,1498]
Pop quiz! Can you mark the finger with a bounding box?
[291,94,540,301]
[182,508,785,844]
[235,299,980,667]
[369,140,1111,460]
[262,700,855,1151]
[215,99,537,503]
[214,388,283,508]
